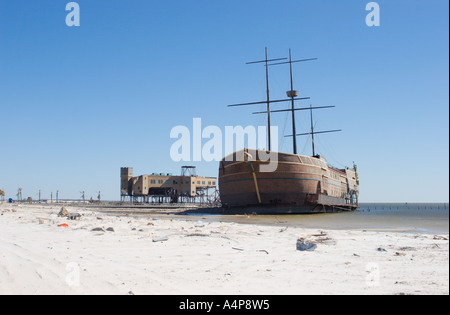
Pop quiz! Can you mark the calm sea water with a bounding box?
[199,203,449,234]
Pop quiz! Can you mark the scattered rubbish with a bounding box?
[69,213,81,220]
[353,253,360,257]
[296,240,317,252]
[296,231,335,251]
[230,247,269,254]
[58,223,69,228]
[395,252,406,256]
[185,233,209,237]
[194,221,205,228]
[106,227,115,232]
[147,222,154,226]
[433,235,449,241]
[58,207,81,220]
[91,227,105,232]
[58,207,70,217]
[37,217,52,224]
[152,236,168,242]
[377,247,387,252]
[279,227,288,233]
[398,246,416,251]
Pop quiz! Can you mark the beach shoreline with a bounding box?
[0,203,448,295]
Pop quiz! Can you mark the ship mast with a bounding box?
[245,48,286,151]
[228,49,311,151]
[228,48,339,156]
[267,48,317,154]
[288,104,342,157]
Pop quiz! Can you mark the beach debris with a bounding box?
[230,247,269,254]
[69,213,81,220]
[91,227,105,232]
[377,247,387,252]
[147,222,154,226]
[395,252,406,256]
[185,233,209,237]
[296,240,317,252]
[58,223,69,228]
[279,227,288,233]
[195,221,205,228]
[152,236,169,242]
[106,227,115,232]
[37,217,52,223]
[296,231,335,251]
[58,207,81,220]
[58,207,70,217]
[398,246,416,251]
[433,235,449,241]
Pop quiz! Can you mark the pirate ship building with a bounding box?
[218,48,359,214]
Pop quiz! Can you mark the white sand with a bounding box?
[0,203,448,295]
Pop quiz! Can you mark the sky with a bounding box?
[0,0,448,202]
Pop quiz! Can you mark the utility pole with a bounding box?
[17,188,22,202]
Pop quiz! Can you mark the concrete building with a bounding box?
[120,166,217,203]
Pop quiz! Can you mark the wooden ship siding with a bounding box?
[219,150,359,212]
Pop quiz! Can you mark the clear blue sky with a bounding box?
[0,0,448,202]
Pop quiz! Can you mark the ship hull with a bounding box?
[218,149,359,214]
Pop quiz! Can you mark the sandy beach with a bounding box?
[0,202,448,295]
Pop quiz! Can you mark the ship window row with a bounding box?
[147,179,216,186]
